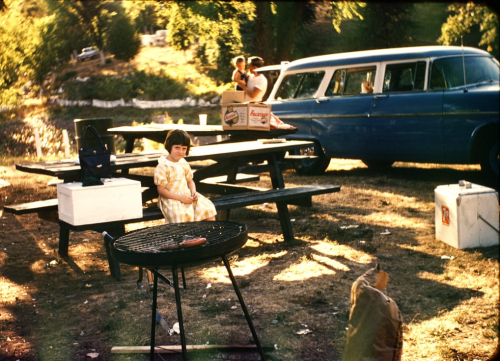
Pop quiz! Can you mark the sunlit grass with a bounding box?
[326,158,482,172]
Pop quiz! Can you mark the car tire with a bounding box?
[361,160,394,169]
[480,137,499,187]
[293,142,331,176]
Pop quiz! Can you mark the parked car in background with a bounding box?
[77,47,100,61]
[256,62,287,101]
[266,46,499,183]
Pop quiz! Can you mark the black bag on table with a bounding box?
[78,125,111,186]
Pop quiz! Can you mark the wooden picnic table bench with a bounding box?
[9,140,340,277]
[4,184,340,278]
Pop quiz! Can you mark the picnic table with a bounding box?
[9,140,340,277]
[107,123,297,152]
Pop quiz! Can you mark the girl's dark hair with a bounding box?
[164,129,191,155]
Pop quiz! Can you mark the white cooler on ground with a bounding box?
[434,182,499,249]
[57,178,143,226]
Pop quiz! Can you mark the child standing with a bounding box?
[154,130,216,223]
[232,56,248,91]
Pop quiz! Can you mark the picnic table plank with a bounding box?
[108,123,297,152]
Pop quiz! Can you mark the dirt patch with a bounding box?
[0,161,498,361]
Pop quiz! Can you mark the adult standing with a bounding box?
[237,56,268,102]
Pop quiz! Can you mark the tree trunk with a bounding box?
[254,1,274,65]
[275,2,306,63]
[100,50,106,66]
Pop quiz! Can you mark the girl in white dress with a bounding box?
[154,130,216,223]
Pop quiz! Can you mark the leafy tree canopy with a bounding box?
[108,14,141,62]
[438,2,499,55]
[1,0,498,106]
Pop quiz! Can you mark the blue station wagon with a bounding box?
[267,46,499,181]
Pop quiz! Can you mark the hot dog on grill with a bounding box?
[179,237,207,248]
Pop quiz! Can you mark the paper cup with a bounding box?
[199,114,207,126]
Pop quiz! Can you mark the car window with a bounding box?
[326,66,376,96]
[430,56,500,89]
[275,71,324,100]
[383,61,426,92]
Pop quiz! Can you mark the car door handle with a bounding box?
[373,95,388,100]
[316,97,329,104]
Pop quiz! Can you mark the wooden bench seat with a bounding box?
[212,185,338,209]
[3,198,59,222]
[4,184,340,278]
[4,198,58,215]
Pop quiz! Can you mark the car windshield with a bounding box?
[430,56,499,89]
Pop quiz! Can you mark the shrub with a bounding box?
[62,79,97,100]
[60,71,189,101]
[56,71,78,83]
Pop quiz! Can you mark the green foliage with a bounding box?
[0,87,21,107]
[316,2,450,55]
[0,0,55,104]
[1,0,497,107]
[71,1,114,51]
[31,15,59,86]
[45,0,93,59]
[56,71,78,83]
[166,2,194,53]
[354,3,417,50]
[50,0,118,65]
[274,2,318,63]
[62,79,97,101]
[123,1,161,33]
[107,14,141,62]
[438,3,499,57]
[61,70,188,101]
[163,1,253,83]
[133,70,189,100]
[329,1,365,33]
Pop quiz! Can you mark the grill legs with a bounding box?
[147,256,265,360]
[172,265,188,359]
[222,255,266,360]
[150,271,158,361]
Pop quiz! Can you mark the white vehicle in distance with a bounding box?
[76,47,100,61]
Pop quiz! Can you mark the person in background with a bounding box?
[154,129,216,223]
[232,55,248,91]
[237,56,268,102]
[361,81,374,93]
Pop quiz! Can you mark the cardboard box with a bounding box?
[222,91,245,104]
[434,182,499,249]
[222,102,271,131]
[57,178,143,226]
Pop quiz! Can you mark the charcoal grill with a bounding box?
[108,221,265,361]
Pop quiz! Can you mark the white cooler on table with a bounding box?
[57,178,143,226]
[434,182,499,249]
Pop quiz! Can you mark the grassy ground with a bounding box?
[0,44,498,361]
[0,157,498,361]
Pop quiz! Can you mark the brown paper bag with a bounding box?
[344,264,403,361]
